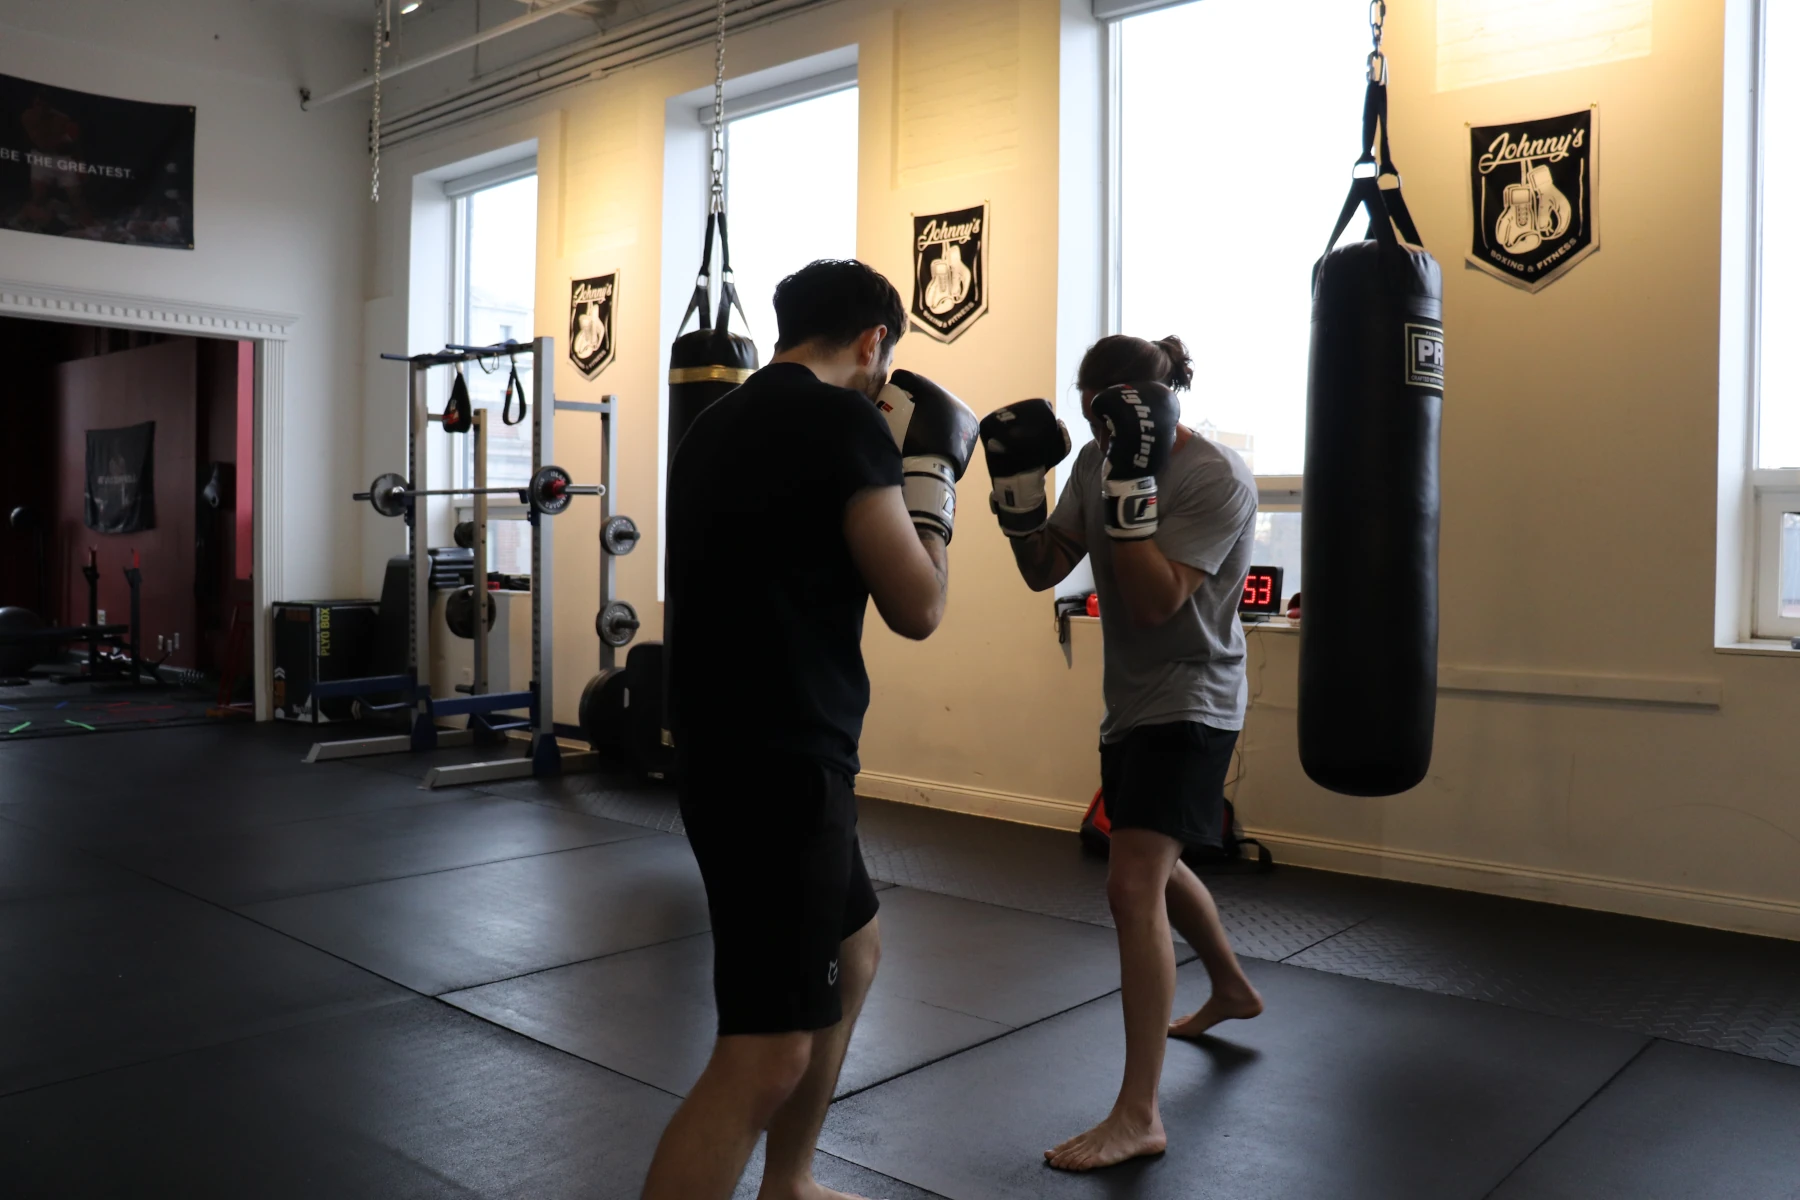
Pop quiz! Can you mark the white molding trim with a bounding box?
[857,773,1800,938]
[856,771,1089,830]
[0,277,297,339]
[1436,666,1724,708]
[1254,829,1800,941]
[0,276,292,719]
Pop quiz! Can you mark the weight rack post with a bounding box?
[471,407,489,703]
[600,396,618,673]
[530,334,559,775]
[409,355,435,751]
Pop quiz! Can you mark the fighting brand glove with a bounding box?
[875,370,980,544]
[978,399,1070,537]
[1092,381,1178,540]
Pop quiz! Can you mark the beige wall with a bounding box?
[364,0,1800,938]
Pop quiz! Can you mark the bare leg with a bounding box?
[757,918,882,1200]
[641,1032,814,1200]
[1046,829,1182,1171]
[1165,860,1263,1038]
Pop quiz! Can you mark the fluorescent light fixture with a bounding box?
[400,1,422,13]
[1437,0,1653,92]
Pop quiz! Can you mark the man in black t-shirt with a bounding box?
[643,260,979,1200]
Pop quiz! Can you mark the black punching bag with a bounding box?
[667,211,757,464]
[1298,68,1444,797]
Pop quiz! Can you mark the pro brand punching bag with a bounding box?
[1298,49,1444,797]
[667,210,757,464]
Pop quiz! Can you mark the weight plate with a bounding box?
[446,585,498,640]
[579,666,629,752]
[453,520,476,550]
[601,514,640,557]
[530,464,573,516]
[369,471,410,519]
[597,599,639,648]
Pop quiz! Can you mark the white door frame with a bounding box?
[0,276,294,720]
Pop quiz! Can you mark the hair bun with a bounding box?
[1155,336,1194,391]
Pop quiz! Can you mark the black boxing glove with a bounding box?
[875,369,980,543]
[1092,381,1178,540]
[979,399,1070,537]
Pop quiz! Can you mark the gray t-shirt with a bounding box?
[1050,433,1258,741]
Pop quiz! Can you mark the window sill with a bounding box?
[1715,640,1800,658]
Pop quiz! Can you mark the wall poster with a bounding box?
[0,73,195,249]
[85,421,156,534]
[1468,106,1598,292]
[569,272,619,379]
[910,202,988,343]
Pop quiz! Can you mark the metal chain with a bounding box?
[1367,0,1386,84]
[708,0,726,214]
[371,0,384,202]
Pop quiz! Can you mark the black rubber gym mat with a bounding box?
[445,927,1013,1099]
[243,832,711,995]
[116,794,651,906]
[0,878,406,1097]
[820,958,1648,1200]
[0,996,679,1199]
[476,764,687,834]
[1488,1040,1800,1199]
[0,765,463,855]
[733,1144,948,1200]
[0,816,142,902]
[1288,888,1800,1066]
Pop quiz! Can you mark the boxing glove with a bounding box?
[978,399,1070,537]
[875,370,980,543]
[1092,381,1178,540]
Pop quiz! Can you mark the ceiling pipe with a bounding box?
[300,0,597,110]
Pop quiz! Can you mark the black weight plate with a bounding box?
[453,520,476,550]
[530,465,573,516]
[370,471,409,519]
[597,600,639,648]
[579,666,629,753]
[445,585,498,640]
[601,514,640,556]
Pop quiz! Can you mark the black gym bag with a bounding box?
[1079,788,1273,875]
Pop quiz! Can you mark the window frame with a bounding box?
[444,159,538,525]
[1099,9,1311,516]
[1749,0,1800,640]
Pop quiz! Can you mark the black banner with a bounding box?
[910,202,988,343]
[86,422,156,534]
[0,73,194,249]
[569,272,618,379]
[1468,107,1598,292]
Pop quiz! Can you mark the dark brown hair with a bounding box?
[772,259,906,355]
[1075,334,1194,394]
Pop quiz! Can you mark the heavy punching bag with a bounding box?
[1298,31,1444,797]
[667,209,758,464]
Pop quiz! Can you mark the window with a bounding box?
[1110,0,1367,611]
[720,86,859,364]
[449,167,537,576]
[1754,0,1800,637]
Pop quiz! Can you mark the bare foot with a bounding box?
[755,1181,877,1200]
[1044,1110,1167,1171]
[1169,986,1264,1039]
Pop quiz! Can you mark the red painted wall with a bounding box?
[53,339,199,670]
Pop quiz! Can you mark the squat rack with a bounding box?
[308,336,602,786]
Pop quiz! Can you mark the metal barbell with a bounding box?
[353,464,604,518]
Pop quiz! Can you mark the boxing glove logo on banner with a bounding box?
[1468,106,1598,292]
[910,202,988,343]
[569,272,619,379]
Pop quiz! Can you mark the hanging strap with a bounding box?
[1322,72,1425,259]
[441,367,473,434]
[675,210,754,340]
[501,361,526,426]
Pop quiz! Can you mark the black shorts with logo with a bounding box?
[678,746,879,1036]
[1100,721,1239,849]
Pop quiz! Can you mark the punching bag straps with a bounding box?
[714,210,753,337]
[677,212,718,337]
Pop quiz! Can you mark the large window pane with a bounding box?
[1118,0,1368,477]
[725,88,859,364]
[1782,512,1800,620]
[1761,0,1798,468]
[458,174,538,489]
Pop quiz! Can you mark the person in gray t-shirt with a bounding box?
[979,334,1263,1173]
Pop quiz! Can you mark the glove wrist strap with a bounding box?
[1101,475,1158,540]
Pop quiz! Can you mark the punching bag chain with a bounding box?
[1366,0,1386,84]
[370,0,388,202]
[708,0,727,215]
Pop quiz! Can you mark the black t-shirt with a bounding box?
[667,362,903,775]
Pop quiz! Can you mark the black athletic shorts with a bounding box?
[1100,721,1238,850]
[677,747,879,1036]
